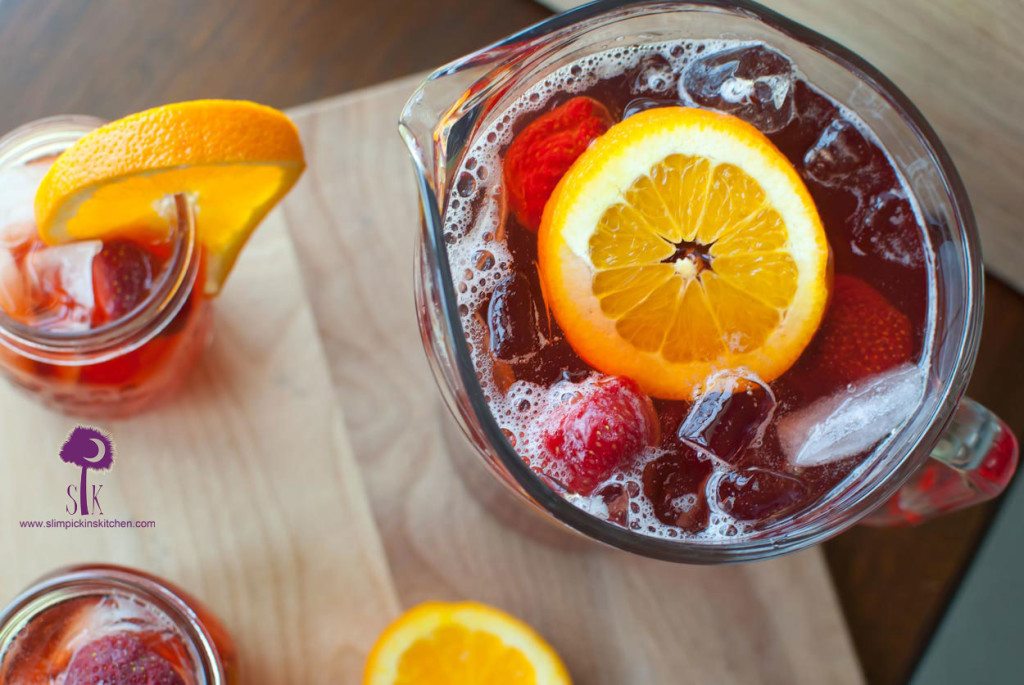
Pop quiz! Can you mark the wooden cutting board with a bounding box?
[540,0,1024,294]
[0,222,401,683]
[282,76,864,684]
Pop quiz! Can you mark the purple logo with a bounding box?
[60,426,114,516]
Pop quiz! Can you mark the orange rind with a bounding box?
[538,106,830,399]
[34,100,305,293]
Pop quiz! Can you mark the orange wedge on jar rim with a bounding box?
[364,601,572,685]
[538,106,830,400]
[34,100,305,294]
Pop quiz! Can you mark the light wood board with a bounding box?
[283,75,864,684]
[541,0,1024,293]
[0,220,401,683]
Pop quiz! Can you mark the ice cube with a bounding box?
[25,241,103,330]
[716,468,807,521]
[623,97,671,119]
[775,81,839,159]
[0,248,26,315]
[0,221,37,252]
[487,271,544,362]
[0,165,48,231]
[631,53,677,95]
[778,364,927,468]
[642,447,713,532]
[802,119,894,194]
[680,44,796,133]
[851,190,926,268]
[677,369,776,465]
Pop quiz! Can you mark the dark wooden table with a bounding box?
[2,2,1021,683]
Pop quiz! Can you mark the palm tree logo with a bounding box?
[60,426,114,516]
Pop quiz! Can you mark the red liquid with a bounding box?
[0,161,210,417]
[0,568,236,683]
[444,41,933,539]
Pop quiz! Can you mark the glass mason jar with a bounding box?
[0,116,212,418]
[402,0,1019,562]
[0,564,237,683]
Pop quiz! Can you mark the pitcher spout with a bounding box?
[399,0,634,198]
[400,45,523,194]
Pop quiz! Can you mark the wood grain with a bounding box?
[0,221,401,683]
[540,0,1024,294]
[282,76,864,685]
[824,274,1024,685]
[535,5,1024,681]
[1,1,1022,683]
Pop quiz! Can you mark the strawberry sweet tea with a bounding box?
[442,40,935,540]
[0,565,236,683]
[0,103,304,418]
[0,137,209,418]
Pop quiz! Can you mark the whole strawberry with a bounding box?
[503,96,613,231]
[542,375,658,495]
[65,633,185,685]
[92,239,155,325]
[800,275,913,386]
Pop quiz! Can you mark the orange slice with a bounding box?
[34,100,305,293]
[364,601,571,685]
[538,106,830,400]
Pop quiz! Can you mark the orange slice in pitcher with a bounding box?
[364,601,571,685]
[34,100,305,294]
[538,106,829,400]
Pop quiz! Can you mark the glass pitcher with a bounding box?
[400,0,1018,563]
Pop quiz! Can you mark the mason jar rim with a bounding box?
[0,116,199,365]
[0,564,226,683]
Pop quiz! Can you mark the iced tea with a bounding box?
[0,565,235,683]
[443,40,935,540]
[0,119,210,418]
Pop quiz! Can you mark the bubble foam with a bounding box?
[441,38,937,543]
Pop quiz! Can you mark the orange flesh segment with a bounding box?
[538,106,829,399]
[363,602,571,685]
[33,100,305,294]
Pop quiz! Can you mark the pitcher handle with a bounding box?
[863,398,1019,526]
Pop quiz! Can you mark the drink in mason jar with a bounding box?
[442,40,936,539]
[0,144,209,418]
[0,565,236,684]
[0,102,305,418]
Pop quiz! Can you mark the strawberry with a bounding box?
[503,96,613,231]
[65,633,184,685]
[541,375,658,495]
[799,275,913,386]
[92,239,155,325]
